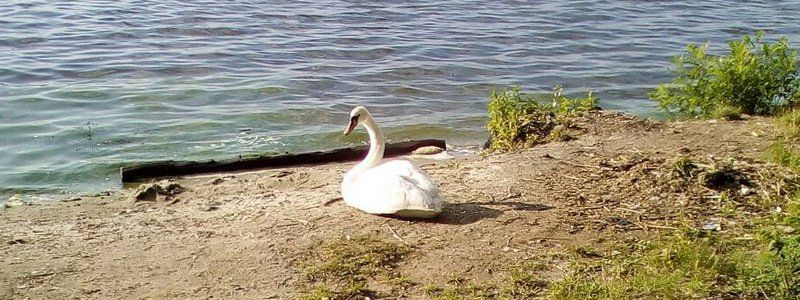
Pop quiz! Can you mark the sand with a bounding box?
[0,111,775,299]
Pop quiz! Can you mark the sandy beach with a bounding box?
[0,111,775,299]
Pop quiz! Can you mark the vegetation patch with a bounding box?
[422,262,549,300]
[549,157,800,300]
[768,110,800,174]
[650,31,800,118]
[298,236,411,300]
[486,86,598,151]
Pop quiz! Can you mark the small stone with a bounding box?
[5,194,26,208]
[412,146,445,155]
[778,225,796,234]
[739,186,754,196]
[133,186,159,202]
[701,220,721,231]
[6,239,26,245]
[200,205,218,212]
[131,181,185,202]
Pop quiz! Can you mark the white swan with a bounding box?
[341,106,444,218]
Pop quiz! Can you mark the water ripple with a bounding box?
[2,0,800,199]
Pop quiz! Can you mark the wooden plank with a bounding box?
[120,139,446,182]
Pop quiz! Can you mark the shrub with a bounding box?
[486,86,597,150]
[650,31,800,118]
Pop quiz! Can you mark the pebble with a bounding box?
[412,146,445,155]
[778,225,796,234]
[739,185,754,196]
[61,197,83,202]
[701,220,721,231]
[4,194,26,208]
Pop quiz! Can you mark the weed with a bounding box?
[486,86,597,151]
[767,141,800,173]
[778,109,800,139]
[549,161,800,300]
[500,262,549,299]
[672,156,699,179]
[299,236,410,299]
[712,104,744,120]
[427,277,496,300]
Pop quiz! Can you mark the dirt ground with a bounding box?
[0,111,776,299]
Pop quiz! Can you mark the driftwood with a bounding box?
[120,139,446,182]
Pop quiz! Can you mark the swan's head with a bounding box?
[344,106,370,135]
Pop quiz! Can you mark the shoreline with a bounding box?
[0,111,778,299]
[0,137,488,207]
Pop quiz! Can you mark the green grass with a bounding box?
[486,86,597,151]
[550,226,800,299]
[298,236,411,300]
[650,31,800,118]
[671,156,699,179]
[550,233,748,299]
[778,109,800,139]
[767,141,800,173]
[426,277,496,300]
[423,263,549,300]
[767,110,800,175]
[548,159,800,300]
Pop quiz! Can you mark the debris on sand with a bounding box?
[131,180,185,203]
[700,163,749,190]
[4,194,26,208]
[412,146,445,155]
[701,220,722,231]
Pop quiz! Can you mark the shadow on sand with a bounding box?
[385,201,554,225]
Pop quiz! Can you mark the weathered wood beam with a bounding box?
[120,139,446,182]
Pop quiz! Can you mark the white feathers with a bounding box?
[340,106,444,218]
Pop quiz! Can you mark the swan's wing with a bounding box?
[343,160,442,215]
[378,160,440,195]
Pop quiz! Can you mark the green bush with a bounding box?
[487,86,597,151]
[650,31,800,118]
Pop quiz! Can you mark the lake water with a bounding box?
[2,0,800,201]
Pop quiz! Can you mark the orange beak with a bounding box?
[343,116,358,135]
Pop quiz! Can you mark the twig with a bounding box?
[529,236,572,241]
[616,207,643,214]
[498,216,522,225]
[323,197,343,206]
[387,225,409,246]
[546,154,605,170]
[283,217,309,226]
[579,205,605,210]
[310,183,328,189]
[558,160,603,170]
[499,192,522,202]
[645,224,678,230]
[561,174,582,181]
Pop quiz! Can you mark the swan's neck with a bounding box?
[357,116,384,170]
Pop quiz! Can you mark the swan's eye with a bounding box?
[351,114,359,122]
